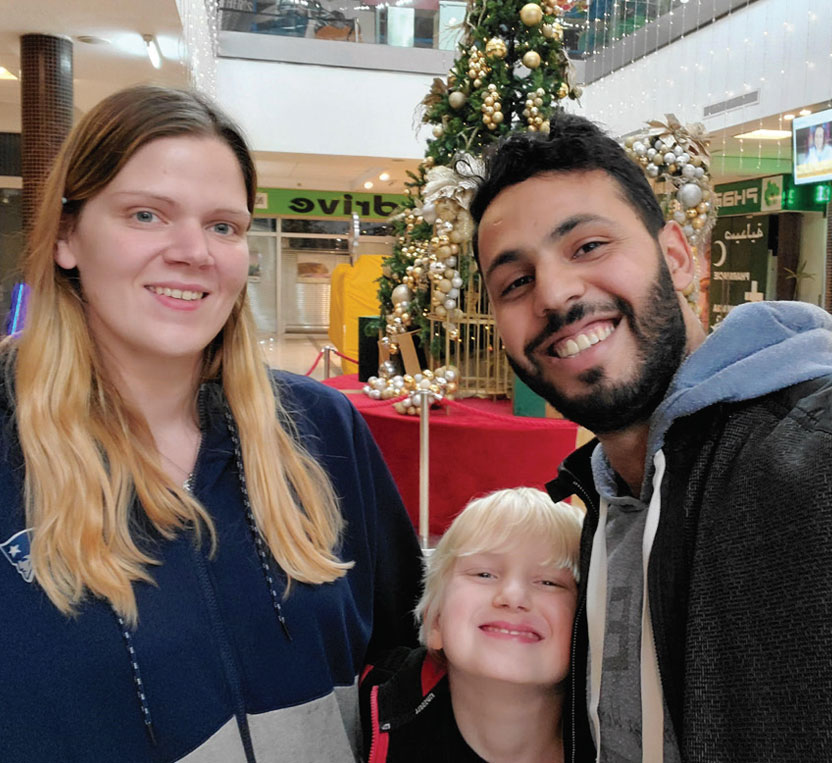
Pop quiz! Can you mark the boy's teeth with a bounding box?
[555,325,614,358]
[150,286,204,301]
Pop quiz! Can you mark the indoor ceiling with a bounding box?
[0,0,420,193]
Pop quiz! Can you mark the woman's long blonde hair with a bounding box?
[10,85,350,625]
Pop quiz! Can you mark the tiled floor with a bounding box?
[258,333,344,381]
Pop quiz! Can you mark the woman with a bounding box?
[0,85,422,762]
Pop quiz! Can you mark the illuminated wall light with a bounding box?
[363,181,374,189]
[800,109,812,116]
[784,113,796,121]
[379,172,390,181]
[143,34,162,69]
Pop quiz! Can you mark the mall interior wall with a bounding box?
[578,0,832,143]
[217,57,436,158]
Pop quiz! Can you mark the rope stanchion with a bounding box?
[304,350,325,377]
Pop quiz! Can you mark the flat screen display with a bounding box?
[793,106,832,185]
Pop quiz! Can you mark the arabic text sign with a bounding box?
[709,216,770,329]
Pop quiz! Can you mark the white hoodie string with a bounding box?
[641,450,667,763]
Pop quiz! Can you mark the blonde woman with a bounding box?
[0,85,421,762]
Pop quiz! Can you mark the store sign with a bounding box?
[714,178,764,216]
[255,188,407,220]
[715,175,830,216]
[709,215,770,329]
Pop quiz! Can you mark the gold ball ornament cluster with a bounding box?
[481,83,504,131]
[519,3,543,26]
[467,46,492,89]
[363,366,460,415]
[624,133,713,251]
[623,120,717,305]
[523,87,548,132]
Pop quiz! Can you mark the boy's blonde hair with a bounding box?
[415,487,583,646]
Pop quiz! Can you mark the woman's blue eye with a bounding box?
[134,210,156,223]
[213,222,233,235]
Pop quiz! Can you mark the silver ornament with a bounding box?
[677,183,703,208]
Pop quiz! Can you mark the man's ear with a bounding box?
[658,221,696,292]
[54,236,78,270]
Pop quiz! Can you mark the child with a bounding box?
[360,487,583,762]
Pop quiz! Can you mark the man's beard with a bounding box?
[506,255,687,434]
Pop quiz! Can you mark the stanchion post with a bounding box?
[322,345,332,379]
[419,391,430,550]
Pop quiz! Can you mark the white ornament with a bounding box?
[681,164,696,179]
[663,152,676,165]
[677,183,703,208]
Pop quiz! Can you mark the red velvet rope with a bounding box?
[304,348,360,377]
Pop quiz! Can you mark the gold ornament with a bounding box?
[448,91,467,109]
[485,37,508,60]
[432,124,444,138]
[556,82,569,99]
[522,50,541,69]
[519,3,543,26]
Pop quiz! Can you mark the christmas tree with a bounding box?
[367,0,581,409]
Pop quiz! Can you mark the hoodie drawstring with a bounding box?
[115,611,157,746]
[223,403,292,642]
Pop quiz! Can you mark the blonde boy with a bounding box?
[360,487,583,763]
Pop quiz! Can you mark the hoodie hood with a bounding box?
[593,300,832,503]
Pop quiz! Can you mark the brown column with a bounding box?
[20,34,73,236]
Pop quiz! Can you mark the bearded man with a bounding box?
[472,113,832,763]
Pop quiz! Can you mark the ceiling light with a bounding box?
[0,66,17,81]
[76,35,109,45]
[733,129,791,140]
[378,172,390,181]
[143,34,162,69]
[783,113,796,121]
[799,108,812,116]
[363,180,373,189]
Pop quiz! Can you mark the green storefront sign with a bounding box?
[709,215,770,329]
[715,175,830,217]
[254,188,407,220]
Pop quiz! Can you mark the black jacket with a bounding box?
[359,647,485,762]
[549,376,832,763]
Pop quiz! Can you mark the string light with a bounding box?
[175,0,219,96]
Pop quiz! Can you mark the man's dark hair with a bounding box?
[470,112,666,249]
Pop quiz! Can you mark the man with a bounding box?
[806,123,832,165]
[470,112,832,763]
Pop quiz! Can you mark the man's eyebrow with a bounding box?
[548,213,611,242]
[485,213,613,281]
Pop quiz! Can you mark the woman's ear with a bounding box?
[659,221,696,292]
[54,237,78,270]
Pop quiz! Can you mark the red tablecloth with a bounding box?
[324,375,579,536]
